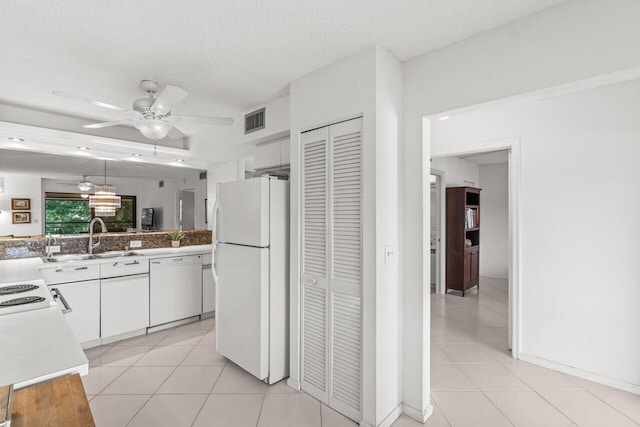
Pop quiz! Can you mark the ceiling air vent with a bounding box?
[159,180,164,188]
[245,108,265,134]
[199,171,207,180]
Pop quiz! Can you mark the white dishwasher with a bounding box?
[149,255,202,327]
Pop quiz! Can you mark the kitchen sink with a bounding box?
[93,251,140,259]
[45,254,96,262]
[45,251,140,262]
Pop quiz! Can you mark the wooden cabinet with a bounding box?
[446,187,481,296]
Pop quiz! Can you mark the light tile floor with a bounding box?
[82,278,640,426]
[421,277,640,427]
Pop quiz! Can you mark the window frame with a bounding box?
[45,192,137,234]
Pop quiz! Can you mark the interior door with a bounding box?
[300,126,330,403]
[327,118,362,420]
[300,117,363,422]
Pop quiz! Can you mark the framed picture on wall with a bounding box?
[11,198,30,210]
[12,212,31,224]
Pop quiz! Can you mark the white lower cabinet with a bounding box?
[49,280,100,344]
[101,274,150,338]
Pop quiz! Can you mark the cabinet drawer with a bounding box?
[40,264,100,285]
[101,259,149,278]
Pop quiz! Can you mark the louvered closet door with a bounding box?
[300,126,330,403]
[328,118,362,420]
[300,117,363,422]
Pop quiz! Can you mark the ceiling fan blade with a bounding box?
[151,85,188,115]
[83,119,133,129]
[165,114,232,136]
[52,91,127,111]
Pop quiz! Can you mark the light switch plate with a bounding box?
[129,240,142,248]
[384,244,397,264]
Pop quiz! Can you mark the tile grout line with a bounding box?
[585,389,640,425]
[88,319,214,425]
[255,382,268,427]
[123,394,155,427]
[188,360,225,427]
[529,388,580,426]
[127,321,213,426]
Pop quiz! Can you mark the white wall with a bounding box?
[0,173,42,236]
[430,157,479,187]
[401,0,640,404]
[374,46,402,423]
[290,46,404,425]
[478,164,508,279]
[432,79,640,391]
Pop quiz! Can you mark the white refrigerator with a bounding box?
[214,176,289,384]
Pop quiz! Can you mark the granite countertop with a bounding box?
[37,244,212,270]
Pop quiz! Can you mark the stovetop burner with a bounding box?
[0,296,46,307]
[0,284,39,296]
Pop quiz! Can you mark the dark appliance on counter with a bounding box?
[141,208,155,230]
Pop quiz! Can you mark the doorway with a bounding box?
[428,137,521,357]
[179,188,195,229]
[429,170,444,294]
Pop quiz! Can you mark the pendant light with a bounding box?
[89,161,121,216]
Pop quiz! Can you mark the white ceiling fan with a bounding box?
[53,80,234,140]
[55,175,94,193]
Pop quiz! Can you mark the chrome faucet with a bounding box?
[88,217,107,255]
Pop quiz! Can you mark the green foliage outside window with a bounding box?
[45,194,136,235]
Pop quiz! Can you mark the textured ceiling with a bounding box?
[0,0,565,122]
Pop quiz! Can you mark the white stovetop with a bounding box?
[0,256,87,389]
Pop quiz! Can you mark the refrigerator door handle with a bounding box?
[212,197,219,243]
[212,198,220,286]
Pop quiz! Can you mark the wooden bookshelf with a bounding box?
[446,186,481,296]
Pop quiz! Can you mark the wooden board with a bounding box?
[0,384,11,423]
[11,374,94,427]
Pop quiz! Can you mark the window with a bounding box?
[45,192,136,234]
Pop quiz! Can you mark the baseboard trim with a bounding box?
[519,352,640,395]
[402,403,434,423]
[373,403,403,427]
[286,378,301,391]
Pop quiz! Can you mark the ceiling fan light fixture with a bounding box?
[134,119,172,140]
[78,182,93,192]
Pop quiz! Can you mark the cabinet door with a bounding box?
[101,274,149,338]
[202,265,215,314]
[50,280,100,344]
[470,249,479,283]
[464,250,472,285]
